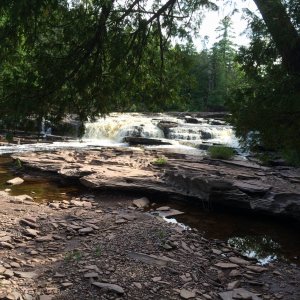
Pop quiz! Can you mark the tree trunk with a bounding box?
[253,0,300,74]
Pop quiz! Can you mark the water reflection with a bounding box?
[153,201,300,265]
[228,236,281,265]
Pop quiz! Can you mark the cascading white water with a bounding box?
[0,113,239,155]
[83,113,239,149]
[84,113,164,142]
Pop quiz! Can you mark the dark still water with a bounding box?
[1,155,299,265]
[154,201,300,265]
[0,156,82,202]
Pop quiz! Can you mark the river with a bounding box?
[0,113,299,265]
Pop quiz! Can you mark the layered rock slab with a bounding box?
[13,148,300,220]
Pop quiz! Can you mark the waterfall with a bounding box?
[83,113,239,149]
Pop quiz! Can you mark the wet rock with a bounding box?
[124,136,171,146]
[185,117,199,124]
[92,282,124,294]
[159,209,184,218]
[201,131,212,140]
[157,121,178,136]
[6,177,24,185]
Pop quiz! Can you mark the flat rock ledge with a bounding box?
[13,147,300,220]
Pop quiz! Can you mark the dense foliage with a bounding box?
[0,0,300,158]
[227,1,300,158]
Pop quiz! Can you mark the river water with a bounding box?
[0,113,299,265]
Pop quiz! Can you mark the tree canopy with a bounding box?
[0,0,300,158]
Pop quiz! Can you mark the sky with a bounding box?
[194,0,259,50]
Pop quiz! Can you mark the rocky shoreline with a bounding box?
[12,147,300,221]
[0,188,299,300]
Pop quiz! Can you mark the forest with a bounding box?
[0,0,300,159]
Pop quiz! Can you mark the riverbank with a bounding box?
[13,147,300,221]
[0,190,299,300]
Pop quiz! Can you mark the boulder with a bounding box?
[157,120,178,137]
[185,117,199,124]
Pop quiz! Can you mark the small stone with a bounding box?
[227,280,240,290]
[115,219,127,224]
[7,177,24,185]
[156,206,170,211]
[212,249,222,255]
[0,236,11,242]
[132,197,150,208]
[39,295,53,300]
[14,271,37,279]
[246,265,268,273]
[23,294,33,300]
[20,219,38,229]
[273,271,281,276]
[4,269,14,278]
[36,235,53,242]
[49,202,60,209]
[62,282,73,287]
[92,282,124,294]
[229,269,241,277]
[10,262,21,268]
[54,273,65,278]
[152,276,162,282]
[215,262,238,269]
[133,282,142,289]
[180,289,196,299]
[84,272,99,278]
[24,228,39,238]
[79,227,94,234]
[229,257,250,265]
[0,242,14,249]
